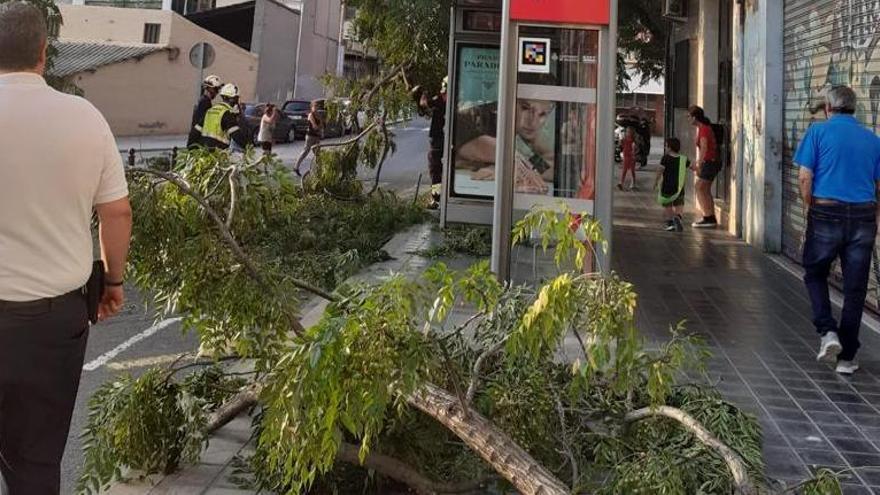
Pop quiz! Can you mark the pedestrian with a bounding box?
[687,105,721,228]
[0,3,133,493]
[795,85,880,375]
[654,137,689,232]
[425,77,448,208]
[186,74,222,148]
[258,103,279,155]
[194,83,249,151]
[293,99,324,176]
[618,126,637,191]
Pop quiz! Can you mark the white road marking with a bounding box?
[106,353,185,371]
[83,317,182,371]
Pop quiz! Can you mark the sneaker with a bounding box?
[673,216,684,232]
[692,217,718,229]
[836,360,859,375]
[664,221,676,232]
[630,185,639,192]
[617,183,624,191]
[817,332,843,363]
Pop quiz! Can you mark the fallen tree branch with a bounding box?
[205,383,496,494]
[128,167,336,308]
[337,442,495,495]
[465,336,507,405]
[310,121,378,154]
[206,382,262,434]
[408,383,570,495]
[368,112,392,195]
[624,406,757,495]
[363,59,412,104]
[226,165,239,230]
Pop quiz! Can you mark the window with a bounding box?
[143,23,161,44]
[672,40,689,109]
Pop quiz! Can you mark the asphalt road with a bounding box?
[60,120,432,492]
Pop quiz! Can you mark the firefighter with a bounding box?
[195,83,249,150]
[417,76,448,209]
[187,74,223,147]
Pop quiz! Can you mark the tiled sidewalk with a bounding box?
[614,167,880,494]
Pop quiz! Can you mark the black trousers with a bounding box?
[0,291,89,494]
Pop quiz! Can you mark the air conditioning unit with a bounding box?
[664,0,688,21]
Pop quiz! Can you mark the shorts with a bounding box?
[698,160,722,181]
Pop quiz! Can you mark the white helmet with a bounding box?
[203,74,222,89]
[219,83,239,99]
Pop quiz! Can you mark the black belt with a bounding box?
[0,288,85,312]
[813,199,877,208]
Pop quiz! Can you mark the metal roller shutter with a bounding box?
[783,0,880,303]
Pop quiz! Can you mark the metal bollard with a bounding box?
[127,148,136,167]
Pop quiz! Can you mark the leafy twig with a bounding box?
[465,336,508,404]
[226,165,239,230]
[127,167,337,307]
[624,406,757,495]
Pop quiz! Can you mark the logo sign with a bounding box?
[511,0,610,25]
[518,37,551,73]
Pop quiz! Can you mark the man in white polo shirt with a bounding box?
[0,3,132,493]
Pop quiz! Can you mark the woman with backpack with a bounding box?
[687,105,721,228]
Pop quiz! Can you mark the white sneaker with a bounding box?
[817,332,842,363]
[836,360,860,375]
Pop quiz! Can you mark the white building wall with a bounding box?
[734,0,784,252]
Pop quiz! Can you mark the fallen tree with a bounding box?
[78,152,840,494]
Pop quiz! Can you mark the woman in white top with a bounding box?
[258,104,279,154]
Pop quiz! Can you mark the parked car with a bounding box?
[281,99,312,139]
[242,103,297,144]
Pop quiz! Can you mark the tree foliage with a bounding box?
[619,0,668,90]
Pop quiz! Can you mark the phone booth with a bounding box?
[441,0,617,281]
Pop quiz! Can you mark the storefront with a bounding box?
[442,0,617,280]
[782,0,880,304]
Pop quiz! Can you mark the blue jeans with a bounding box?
[803,203,877,361]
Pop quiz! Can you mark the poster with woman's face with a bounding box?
[450,28,598,204]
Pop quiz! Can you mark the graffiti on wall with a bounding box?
[785,0,880,148]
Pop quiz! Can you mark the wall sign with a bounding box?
[518,37,551,73]
[510,0,610,25]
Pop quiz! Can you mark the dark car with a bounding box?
[282,98,351,139]
[281,100,312,139]
[243,103,297,144]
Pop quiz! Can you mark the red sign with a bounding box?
[510,0,610,25]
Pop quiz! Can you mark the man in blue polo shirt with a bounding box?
[796,86,880,375]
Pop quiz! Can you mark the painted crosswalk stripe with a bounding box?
[82,317,182,371]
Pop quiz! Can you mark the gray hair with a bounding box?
[0,2,47,71]
[826,86,857,114]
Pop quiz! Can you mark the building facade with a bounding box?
[665,0,880,304]
[56,5,258,136]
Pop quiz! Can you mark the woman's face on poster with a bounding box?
[516,99,554,142]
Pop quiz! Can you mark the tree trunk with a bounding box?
[407,383,571,495]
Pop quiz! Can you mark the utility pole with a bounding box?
[293,0,306,98]
[336,0,346,77]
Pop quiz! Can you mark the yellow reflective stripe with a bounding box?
[227,126,240,134]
